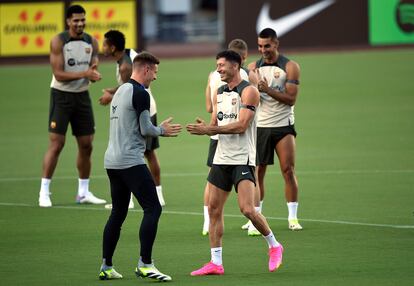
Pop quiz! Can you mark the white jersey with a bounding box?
[256,55,294,127]
[213,80,256,166]
[208,67,249,140]
[50,31,93,92]
[116,48,157,116]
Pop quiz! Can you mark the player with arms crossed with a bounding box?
[187,50,284,276]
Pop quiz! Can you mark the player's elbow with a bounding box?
[53,74,66,81]
[141,128,153,137]
[235,123,249,134]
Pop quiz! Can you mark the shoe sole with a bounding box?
[248,232,261,236]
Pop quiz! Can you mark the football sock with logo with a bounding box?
[264,232,280,248]
[211,247,223,265]
[40,178,51,194]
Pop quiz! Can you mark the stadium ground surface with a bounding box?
[0,48,413,285]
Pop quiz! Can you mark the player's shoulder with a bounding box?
[238,80,256,95]
[286,59,300,70]
[50,32,66,51]
[279,54,300,70]
[51,31,67,45]
[242,82,258,94]
[240,83,259,103]
[117,81,133,94]
[81,32,94,44]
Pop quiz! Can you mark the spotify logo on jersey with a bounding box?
[68,58,76,66]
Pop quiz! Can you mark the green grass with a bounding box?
[0,48,414,285]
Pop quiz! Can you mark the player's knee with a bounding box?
[240,206,255,219]
[145,203,162,219]
[154,203,162,217]
[108,209,128,225]
[282,165,295,180]
[50,141,65,154]
[79,142,93,154]
[208,204,221,219]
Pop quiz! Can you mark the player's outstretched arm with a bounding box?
[160,117,182,137]
[186,117,210,135]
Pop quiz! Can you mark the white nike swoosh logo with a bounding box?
[256,0,336,37]
[242,172,249,175]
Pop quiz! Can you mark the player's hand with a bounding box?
[249,69,261,86]
[257,76,269,93]
[98,89,113,105]
[160,117,182,137]
[186,117,209,135]
[87,63,101,82]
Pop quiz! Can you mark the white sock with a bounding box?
[254,206,260,213]
[203,206,209,230]
[40,178,51,195]
[287,202,299,220]
[259,200,263,213]
[78,178,89,197]
[156,185,165,206]
[211,247,222,265]
[263,232,280,248]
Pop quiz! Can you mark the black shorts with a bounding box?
[207,164,255,192]
[48,88,95,136]
[145,114,160,151]
[256,125,297,165]
[206,138,218,167]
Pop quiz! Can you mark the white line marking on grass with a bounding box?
[0,202,413,229]
[1,169,413,182]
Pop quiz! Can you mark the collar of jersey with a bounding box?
[128,79,145,89]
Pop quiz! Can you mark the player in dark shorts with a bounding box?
[248,28,302,230]
[188,50,284,276]
[38,4,106,207]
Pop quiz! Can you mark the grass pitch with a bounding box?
[0,48,413,285]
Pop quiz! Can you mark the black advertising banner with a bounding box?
[224,0,369,49]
